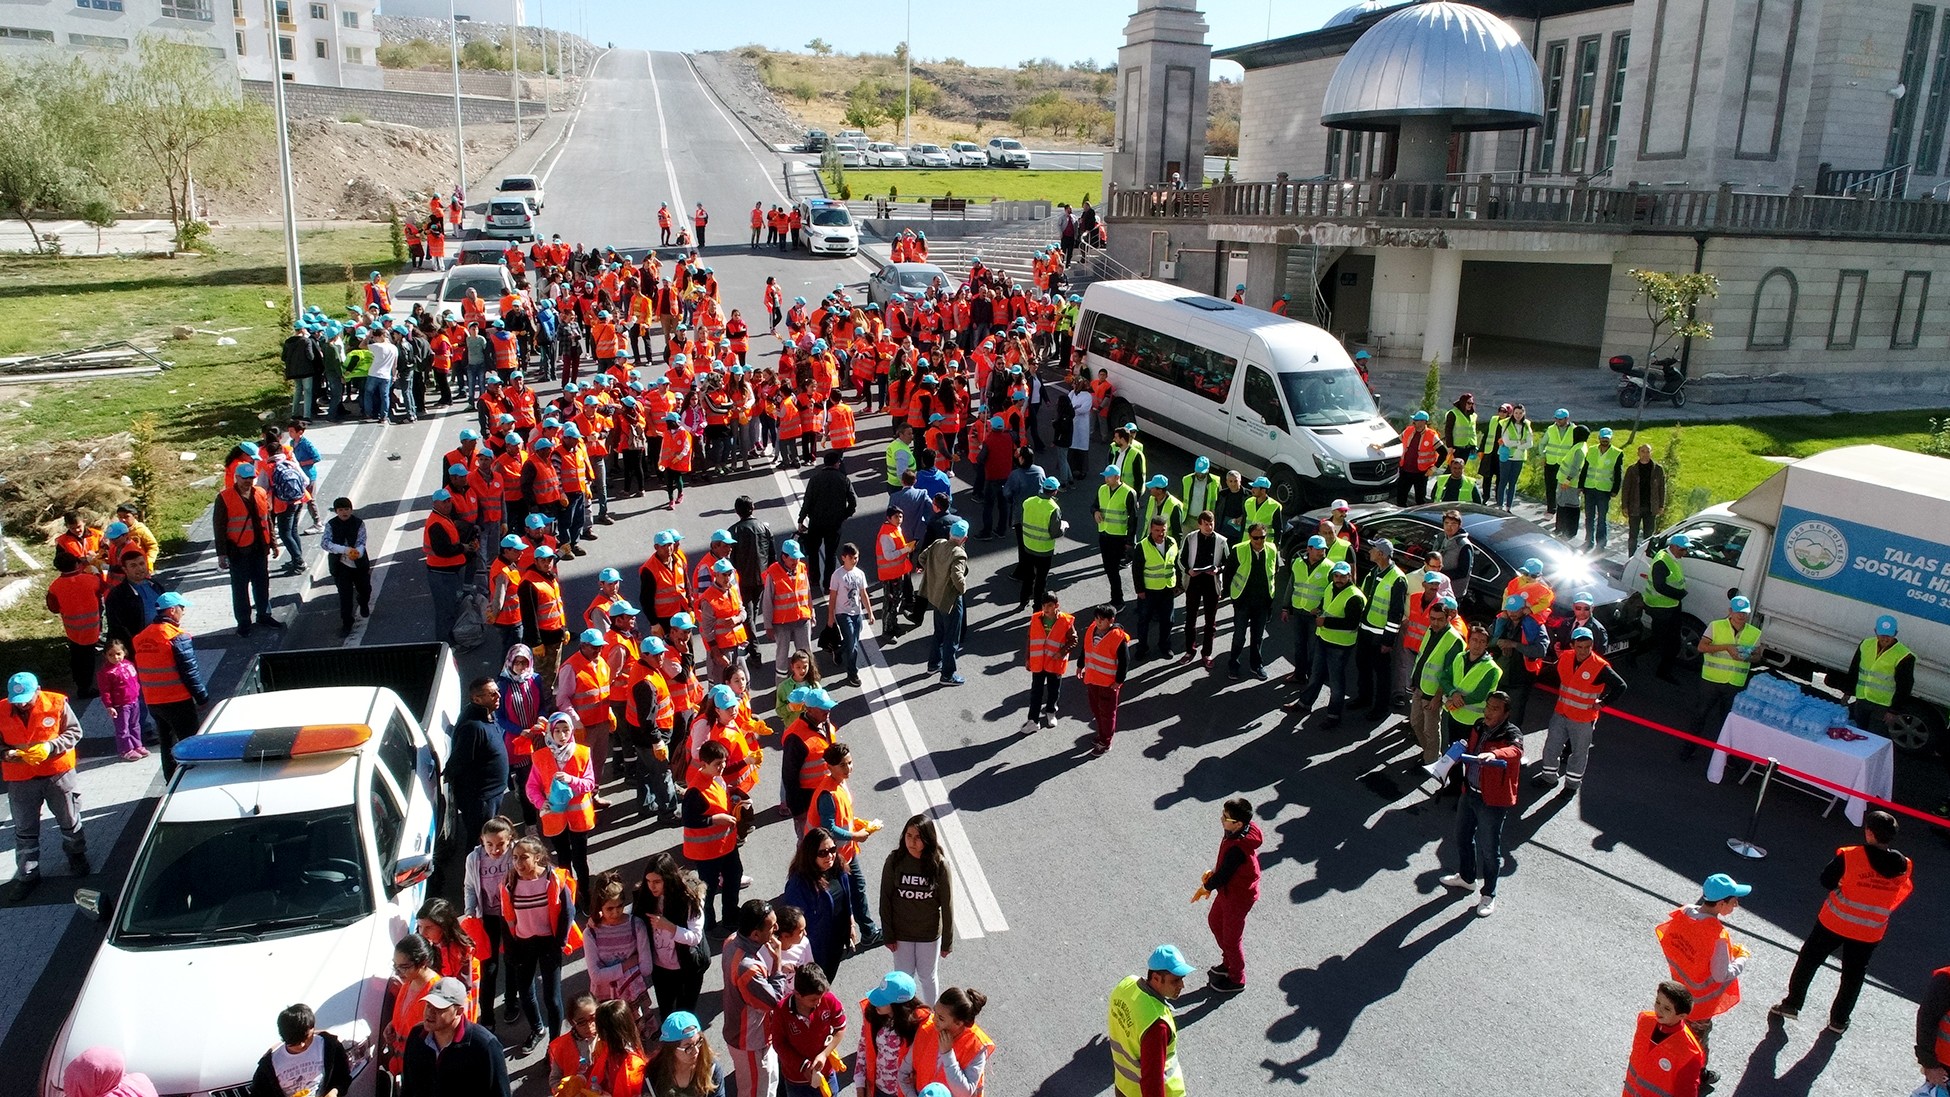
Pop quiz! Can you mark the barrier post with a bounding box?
[1727,756,1778,859]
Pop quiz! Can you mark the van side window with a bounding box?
[1241,365,1286,430]
[368,780,405,891]
[1669,521,1749,568]
[377,708,419,795]
[1082,311,1237,404]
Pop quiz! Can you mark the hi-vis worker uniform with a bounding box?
[1108,976,1185,1097]
[1621,1010,1702,1097]
[911,1017,997,1096]
[531,742,596,837]
[1656,906,1748,1020]
[1816,844,1914,943]
[0,688,86,880]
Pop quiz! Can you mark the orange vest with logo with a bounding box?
[644,554,690,618]
[910,1019,994,1097]
[700,585,748,650]
[826,403,857,449]
[765,563,813,625]
[491,561,524,626]
[1621,1011,1702,1097]
[1655,908,1745,1019]
[624,664,674,731]
[221,485,267,549]
[47,572,104,646]
[0,690,77,781]
[1817,845,1914,942]
[528,454,564,505]
[526,573,567,632]
[806,778,859,862]
[682,773,738,860]
[876,522,912,581]
[532,743,596,836]
[781,717,832,791]
[562,651,612,729]
[1082,622,1128,687]
[133,621,192,704]
[424,511,467,568]
[1027,612,1076,675]
[602,632,640,702]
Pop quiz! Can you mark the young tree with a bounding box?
[112,35,268,249]
[1625,268,1719,438]
[0,56,122,253]
[806,38,833,56]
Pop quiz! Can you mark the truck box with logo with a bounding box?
[1624,444,1950,752]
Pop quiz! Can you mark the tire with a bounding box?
[1270,469,1308,513]
[1670,387,1687,408]
[1886,700,1945,753]
[1107,397,1134,435]
[1618,386,1637,408]
[1675,615,1706,673]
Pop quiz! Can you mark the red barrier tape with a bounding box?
[1535,683,1950,832]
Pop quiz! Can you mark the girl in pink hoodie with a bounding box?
[95,640,146,762]
[63,1048,158,1097]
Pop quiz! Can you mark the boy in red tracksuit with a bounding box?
[1193,798,1261,994]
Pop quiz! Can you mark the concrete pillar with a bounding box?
[1369,249,1429,357]
[1395,117,1452,183]
[1421,248,1463,366]
[1245,241,1282,310]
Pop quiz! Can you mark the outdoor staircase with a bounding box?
[891,216,1080,290]
[1282,244,1344,328]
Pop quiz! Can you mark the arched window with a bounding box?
[1748,268,1797,350]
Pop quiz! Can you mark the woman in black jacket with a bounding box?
[250,1003,352,1097]
[319,497,372,637]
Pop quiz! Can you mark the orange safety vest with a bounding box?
[133,620,193,704]
[1554,650,1613,723]
[561,651,613,729]
[1400,424,1441,473]
[826,403,857,449]
[1817,845,1914,942]
[220,485,267,549]
[1655,908,1745,1019]
[713,716,763,796]
[781,717,832,791]
[699,585,749,650]
[1401,592,1435,652]
[556,444,590,496]
[532,742,596,835]
[495,450,527,503]
[644,554,690,618]
[1621,1011,1702,1097]
[910,1019,994,1097]
[1505,575,1555,619]
[424,510,467,568]
[500,867,586,955]
[764,562,813,625]
[491,561,524,626]
[858,1005,931,1095]
[682,774,738,860]
[527,573,567,632]
[777,395,804,440]
[1027,612,1076,676]
[592,321,620,359]
[0,690,76,781]
[528,454,564,505]
[1081,622,1128,687]
[624,663,675,731]
[806,778,859,862]
[602,632,640,702]
[47,572,104,646]
[659,426,694,473]
[876,522,912,581]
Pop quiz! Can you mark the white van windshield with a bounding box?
[811,207,852,227]
[1277,366,1380,427]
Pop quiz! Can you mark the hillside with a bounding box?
[706,46,1240,155]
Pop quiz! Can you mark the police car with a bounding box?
[796,198,860,257]
[42,663,456,1097]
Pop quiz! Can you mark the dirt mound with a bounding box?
[206,118,519,222]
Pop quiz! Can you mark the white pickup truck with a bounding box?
[43,644,463,1097]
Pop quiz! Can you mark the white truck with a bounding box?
[44,643,463,1097]
[1625,445,1950,752]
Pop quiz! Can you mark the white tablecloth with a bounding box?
[1705,713,1896,826]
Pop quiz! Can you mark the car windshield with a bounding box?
[914,144,941,154]
[811,208,852,227]
[116,807,372,945]
[500,178,535,192]
[999,140,1023,149]
[1276,366,1381,428]
[443,270,507,302]
[898,269,945,291]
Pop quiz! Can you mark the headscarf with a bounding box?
[547,712,578,763]
[63,1049,159,1097]
[497,644,542,732]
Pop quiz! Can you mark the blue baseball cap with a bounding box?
[1147,944,1196,977]
[781,540,804,560]
[709,684,738,709]
[659,1011,701,1043]
[1193,456,1210,473]
[1597,427,1614,439]
[7,672,39,705]
[639,636,668,655]
[711,530,737,545]
[598,568,621,583]
[1146,475,1168,490]
[800,686,836,709]
[431,488,450,502]
[1504,595,1528,612]
[105,521,129,539]
[1307,535,1328,550]
[1554,408,1569,419]
[1701,873,1752,901]
[1250,476,1272,490]
[712,558,735,575]
[578,628,606,646]
[447,463,469,477]
[1041,476,1060,492]
[1520,558,1543,576]
[653,530,676,547]
[990,416,1006,429]
[1102,465,1122,478]
[1331,562,1353,577]
[949,519,970,539]
[668,612,695,630]
[1729,595,1752,613]
[157,592,192,610]
[1572,591,1594,606]
[533,545,557,560]
[867,971,917,1007]
[1877,615,1899,637]
[1411,410,1429,422]
[1668,533,1692,549]
[500,534,524,549]
[526,513,549,529]
[1571,627,1594,641]
[458,428,481,442]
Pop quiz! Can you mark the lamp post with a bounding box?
[902,0,912,149]
[265,0,304,315]
[511,9,521,136]
[449,0,468,203]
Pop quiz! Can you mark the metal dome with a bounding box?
[1322,0,1410,30]
[1320,1,1544,132]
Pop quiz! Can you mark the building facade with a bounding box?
[0,0,379,87]
[1106,0,1950,391]
[0,0,234,63]
[377,0,523,22]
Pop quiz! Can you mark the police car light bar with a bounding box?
[171,724,373,764]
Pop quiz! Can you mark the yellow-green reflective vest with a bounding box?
[1701,618,1762,687]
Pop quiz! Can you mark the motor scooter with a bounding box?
[1609,354,1687,408]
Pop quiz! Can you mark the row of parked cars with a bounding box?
[806,129,1033,168]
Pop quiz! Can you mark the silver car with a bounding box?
[867,262,960,306]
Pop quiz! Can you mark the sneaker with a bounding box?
[121,749,145,763]
[844,675,863,688]
[1252,666,1268,681]
[1768,1003,1798,1020]
[1039,714,1056,728]
[1532,771,1561,788]
[1825,1020,1849,1035]
[1699,1069,1720,1087]
[1207,973,1245,994]
[597,514,615,525]
[257,615,285,629]
[740,875,754,888]
[1439,873,1471,889]
[1228,663,1243,680]
[942,674,965,685]
[7,875,39,903]
[517,1032,543,1058]
[1475,894,1496,917]
[1021,719,1040,734]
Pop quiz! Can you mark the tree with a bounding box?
[1421,355,1442,415]
[0,55,122,253]
[1625,268,1720,438]
[112,35,268,250]
[893,42,908,64]
[806,38,833,56]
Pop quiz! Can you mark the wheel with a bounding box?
[1886,700,1945,753]
[1270,469,1308,512]
[1107,397,1134,436]
[1670,387,1687,408]
[1675,615,1706,673]
[1618,386,1637,408]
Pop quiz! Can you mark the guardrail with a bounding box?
[1106,177,1950,240]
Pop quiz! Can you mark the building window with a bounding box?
[314,38,326,58]
[1,25,57,41]
[234,29,243,54]
[1828,270,1867,349]
[1598,33,1629,173]
[278,34,293,60]
[1917,20,1950,173]
[1890,6,1936,168]
[69,32,130,48]
[340,9,357,28]
[1536,42,1566,173]
[1747,268,1797,350]
[1893,270,1930,348]
[345,44,362,64]
[274,0,291,22]
[1326,131,1344,178]
[232,0,242,16]
[1564,36,1602,175]
[309,2,326,17]
[160,0,214,20]
[75,0,126,11]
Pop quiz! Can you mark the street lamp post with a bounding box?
[265,0,304,315]
[511,12,521,136]
[449,0,468,204]
[902,0,912,149]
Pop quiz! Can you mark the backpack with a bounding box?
[451,589,489,650]
[270,460,308,504]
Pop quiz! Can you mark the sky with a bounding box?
[516,0,1351,76]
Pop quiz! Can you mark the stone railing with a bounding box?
[1106,175,1950,241]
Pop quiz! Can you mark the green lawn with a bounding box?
[0,225,392,680]
[825,168,1102,206]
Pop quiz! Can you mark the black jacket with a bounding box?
[444,701,509,804]
[799,467,857,531]
[251,1031,352,1097]
[105,576,168,648]
[281,334,320,380]
[728,517,776,594]
[400,1020,509,1097]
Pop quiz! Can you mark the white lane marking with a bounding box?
[535,49,607,187]
[767,463,1007,938]
[645,52,687,216]
[677,53,791,206]
[346,414,449,646]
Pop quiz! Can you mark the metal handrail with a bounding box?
[1840,164,1911,198]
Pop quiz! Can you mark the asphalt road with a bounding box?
[16,47,1946,1097]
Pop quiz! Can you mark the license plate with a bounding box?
[1359,492,1389,502]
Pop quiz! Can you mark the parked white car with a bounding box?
[986,137,1031,167]
[864,142,910,167]
[949,141,986,167]
[795,198,860,256]
[832,142,865,168]
[837,128,867,146]
[496,173,545,212]
[482,197,536,240]
[433,263,520,322]
[908,143,952,168]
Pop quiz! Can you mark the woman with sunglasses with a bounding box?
[648,1011,723,1097]
[782,828,855,981]
[383,934,441,1074]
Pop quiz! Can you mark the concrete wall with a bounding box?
[242,78,541,123]
[1236,57,1338,181]
[1798,1,1921,184]
[384,67,546,99]
[1458,260,1611,345]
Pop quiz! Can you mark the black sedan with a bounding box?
[1284,502,1642,655]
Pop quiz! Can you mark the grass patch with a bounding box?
[1623,410,1950,507]
[0,225,391,683]
[825,168,1101,205]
